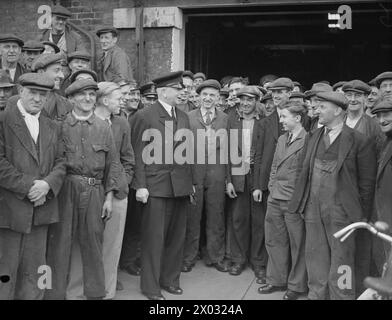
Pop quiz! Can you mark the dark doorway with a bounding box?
[184,2,392,88]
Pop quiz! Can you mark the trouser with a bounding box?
[45,176,106,299]
[265,197,307,292]
[226,175,268,268]
[183,176,226,265]
[65,197,128,300]
[0,225,48,300]
[119,188,142,269]
[140,196,188,296]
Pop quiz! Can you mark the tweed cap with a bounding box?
[42,41,60,53]
[371,99,392,114]
[289,92,305,100]
[305,82,333,98]
[0,33,24,47]
[0,70,15,88]
[96,26,118,37]
[268,77,294,91]
[374,72,392,88]
[315,91,349,110]
[261,92,272,103]
[65,79,98,97]
[31,53,63,71]
[18,73,54,91]
[70,69,98,83]
[153,71,185,89]
[193,72,206,81]
[67,50,91,62]
[260,74,278,86]
[51,5,72,18]
[237,85,261,99]
[195,79,221,94]
[97,82,121,98]
[182,70,194,80]
[332,81,347,91]
[22,40,44,52]
[342,80,371,95]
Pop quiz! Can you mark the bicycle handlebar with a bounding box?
[333,222,392,244]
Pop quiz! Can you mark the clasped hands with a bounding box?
[28,180,50,207]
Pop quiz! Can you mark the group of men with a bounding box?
[1,3,392,301]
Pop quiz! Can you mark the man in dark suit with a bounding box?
[183,79,228,273]
[132,71,195,300]
[226,86,267,277]
[252,77,294,283]
[0,73,66,299]
[288,91,377,300]
[40,4,85,56]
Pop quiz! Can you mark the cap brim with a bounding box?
[0,83,15,88]
[269,86,292,90]
[343,88,368,94]
[24,85,52,91]
[238,93,258,98]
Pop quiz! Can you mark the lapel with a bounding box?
[231,111,243,152]
[336,125,354,172]
[195,108,207,129]
[307,127,324,175]
[8,103,39,164]
[38,116,54,163]
[270,110,279,142]
[104,47,115,73]
[377,139,392,182]
[156,101,174,131]
[277,129,306,168]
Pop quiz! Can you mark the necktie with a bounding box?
[323,127,332,148]
[205,110,212,126]
[171,106,176,119]
[287,133,293,146]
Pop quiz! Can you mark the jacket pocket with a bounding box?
[92,144,109,168]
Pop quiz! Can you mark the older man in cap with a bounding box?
[40,4,85,55]
[21,40,44,72]
[225,85,268,278]
[60,50,92,94]
[0,73,66,299]
[288,91,377,300]
[45,79,120,300]
[132,71,195,300]
[374,71,392,101]
[140,82,158,107]
[183,79,228,273]
[305,82,333,131]
[0,70,15,111]
[96,26,133,83]
[0,34,25,92]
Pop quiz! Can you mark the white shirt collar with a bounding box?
[200,107,215,118]
[72,110,93,121]
[159,99,175,117]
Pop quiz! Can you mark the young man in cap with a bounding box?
[0,73,66,299]
[32,53,73,121]
[193,72,206,87]
[60,51,92,95]
[225,85,267,278]
[22,40,44,72]
[140,82,158,107]
[260,92,274,117]
[374,71,392,101]
[288,91,377,300]
[183,79,229,273]
[0,70,15,111]
[226,77,248,114]
[0,34,25,92]
[259,100,308,299]
[176,71,196,113]
[132,71,195,300]
[366,79,379,118]
[45,78,120,300]
[96,26,133,83]
[40,4,85,55]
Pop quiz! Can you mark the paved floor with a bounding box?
[115,260,307,300]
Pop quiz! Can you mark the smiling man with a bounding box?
[60,51,92,95]
[21,40,44,72]
[374,71,392,101]
[96,26,133,83]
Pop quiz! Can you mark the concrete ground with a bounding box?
[115,260,307,300]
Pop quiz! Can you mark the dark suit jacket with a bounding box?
[227,109,264,192]
[0,101,66,233]
[98,45,134,82]
[253,110,282,191]
[41,26,85,54]
[188,107,228,186]
[0,61,25,95]
[375,138,392,230]
[132,101,194,198]
[288,125,377,222]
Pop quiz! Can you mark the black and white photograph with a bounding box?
[0,0,391,306]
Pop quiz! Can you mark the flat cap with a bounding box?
[237,85,261,99]
[42,41,60,53]
[51,4,72,18]
[305,82,333,98]
[289,92,305,100]
[67,50,91,62]
[70,69,98,83]
[371,98,392,114]
[22,40,44,52]
[0,33,24,47]
[153,71,185,89]
[368,78,377,87]
[332,81,347,90]
[261,92,272,103]
[196,79,221,94]
[220,87,230,97]
[315,91,348,110]
[183,70,194,80]
[268,77,294,91]
[17,73,54,91]
[194,72,206,81]
[260,74,278,86]
[32,53,63,71]
[0,70,15,88]
[140,82,157,97]
[342,80,371,95]
[256,85,267,95]
[65,79,98,97]
[374,71,392,88]
[96,26,118,37]
[97,82,121,98]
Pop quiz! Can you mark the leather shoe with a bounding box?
[229,263,244,276]
[182,262,194,273]
[283,290,301,300]
[258,284,286,294]
[116,280,124,291]
[145,293,165,300]
[254,266,266,280]
[123,263,141,276]
[161,285,183,295]
[213,261,229,272]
